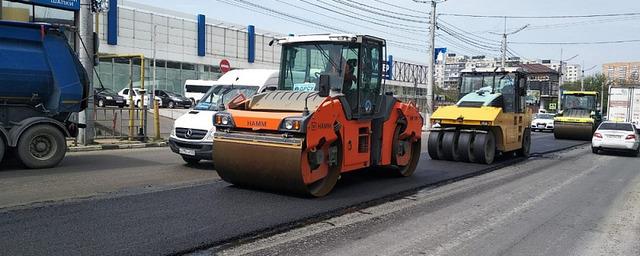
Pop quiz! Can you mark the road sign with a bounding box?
[14,0,81,11]
[549,103,557,110]
[219,59,231,74]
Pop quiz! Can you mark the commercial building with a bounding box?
[93,1,283,94]
[533,60,581,83]
[603,62,640,85]
[518,64,560,111]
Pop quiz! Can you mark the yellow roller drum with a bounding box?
[553,121,594,140]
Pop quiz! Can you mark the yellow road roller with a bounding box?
[428,67,532,164]
[553,91,601,140]
[211,35,423,197]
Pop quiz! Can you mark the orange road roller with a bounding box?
[212,35,423,197]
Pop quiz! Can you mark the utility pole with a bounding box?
[427,0,436,127]
[581,64,597,91]
[491,18,528,68]
[414,0,443,128]
[77,0,94,146]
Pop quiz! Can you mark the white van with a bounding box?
[184,80,216,105]
[169,69,279,164]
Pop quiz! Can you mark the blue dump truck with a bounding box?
[0,21,89,168]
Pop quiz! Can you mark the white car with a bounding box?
[592,121,640,155]
[117,88,160,108]
[531,113,555,132]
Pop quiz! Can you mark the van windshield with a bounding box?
[194,86,258,111]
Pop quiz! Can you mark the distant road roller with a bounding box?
[428,67,532,164]
[553,91,601,140]
[212,35,423,197]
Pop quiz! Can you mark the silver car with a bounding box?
[592,122,640,155]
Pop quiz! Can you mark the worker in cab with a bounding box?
[324,48,357,93]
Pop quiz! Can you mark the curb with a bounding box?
[68,142,168,152]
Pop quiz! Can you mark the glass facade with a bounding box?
[94,58,222,96]
[1,1,74,25]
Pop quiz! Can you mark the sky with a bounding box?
[131,0,640,75]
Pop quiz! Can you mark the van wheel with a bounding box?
[17,125,66,169]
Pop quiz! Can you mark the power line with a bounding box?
[437,18,501,44]
[273,0,428,44]
[437,23,502,52]
[440,12,640,19]
[371,0,426,15]
[436,33,492,56]
[345,0,428,19]
[327,0,427,23]
[300,0,429,32]
[510,39,640,45]
[215,0,428,53]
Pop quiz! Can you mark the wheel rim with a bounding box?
[29,134,57,160]
[99,100,104,107]
[303,142,340,197]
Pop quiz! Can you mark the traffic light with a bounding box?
[91,0,110,13]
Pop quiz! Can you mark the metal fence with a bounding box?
[92,107,145,140]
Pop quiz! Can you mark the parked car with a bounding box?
[117,88,160,108]
[169,69,279,164]
[153,90,192,109]
[94,88,126,108]
[531,113,555,132]
[592,121,640,155]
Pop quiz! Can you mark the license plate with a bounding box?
[608,135,622,139]
[537,125,545,128]
[179,148,196,156]
[116,100,124,103]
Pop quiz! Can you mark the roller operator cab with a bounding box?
[553,91,601,140]
[212,34,423,197]
[429,67,532,164]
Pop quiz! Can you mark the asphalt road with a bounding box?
[0,132,586,255]
[0,148,218,209]
[217,146,640,256]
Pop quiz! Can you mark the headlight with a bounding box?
[204,127,216,141]
[280,117,303,132]
[214,113,234,128]
[106,96,113,100]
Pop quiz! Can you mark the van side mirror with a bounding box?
[318,74,330,97]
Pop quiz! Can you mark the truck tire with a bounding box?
[516,128,531,157]
[472,132,496,164]
[17,124,66,169]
